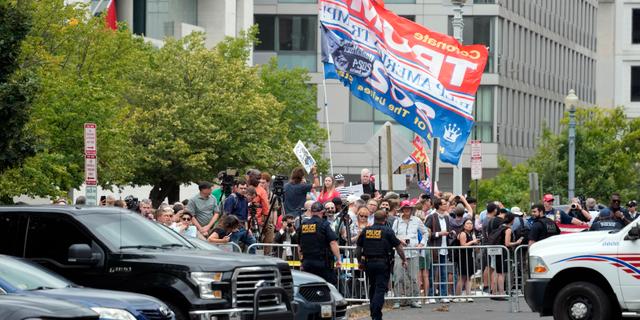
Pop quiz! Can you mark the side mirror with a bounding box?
[68,244,99,265]
[624,226,640,241]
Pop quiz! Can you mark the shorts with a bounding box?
[419,249,432,270]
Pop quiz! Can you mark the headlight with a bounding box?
[90,307,136,320]
[529,256,549,275]
[190,272,224,299]
[328,283,345,303]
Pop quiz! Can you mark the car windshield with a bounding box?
[75,212,195,251]
[0,257,69,290]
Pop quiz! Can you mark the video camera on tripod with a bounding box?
[218,168,238,198]
[271,175,288,196]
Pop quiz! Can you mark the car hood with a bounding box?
[292,270,326,286]
[119,248,286,271]
[24,287,163,310]
[0,295,98,319]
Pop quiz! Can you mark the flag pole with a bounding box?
[322,68,334,177]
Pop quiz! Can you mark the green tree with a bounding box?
[0,0,148,201]
[471,107,640,208]
[129,33,291,206]
[0,2,36,177]
[258,58,326,173]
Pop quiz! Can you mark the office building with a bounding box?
[597,0,640,118]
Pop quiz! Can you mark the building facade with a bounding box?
[254,0,598,192]
[90,0,253,48]
[597,0,640,118]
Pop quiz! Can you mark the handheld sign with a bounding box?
[293,141,316,174]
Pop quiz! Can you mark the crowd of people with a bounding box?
[77,166,639,307]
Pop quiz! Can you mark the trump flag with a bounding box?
[320,0,488,165]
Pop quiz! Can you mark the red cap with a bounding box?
[400,200,414,208]
[543,194,554,202]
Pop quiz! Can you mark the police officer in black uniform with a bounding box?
[298,202,342,285]
[355,210,406,320]
[528,203,560,245]
[590,208,625,231]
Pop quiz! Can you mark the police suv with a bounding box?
[525,220,640,320]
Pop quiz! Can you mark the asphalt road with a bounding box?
[351,298,551,320]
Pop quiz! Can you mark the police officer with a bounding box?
[297,202,342,285]
[590,208,625,231]
[356,210,406,320]
[528,203,560,245]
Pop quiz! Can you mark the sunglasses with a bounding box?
[182,217,191,221]
[358,215,368,218]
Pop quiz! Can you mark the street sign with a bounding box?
[85,154,98,185]
[470,140,482,180]
[85,185,98,206]
[84,123,97,155]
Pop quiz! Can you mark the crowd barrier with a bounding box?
[209,242,243,253]
[245,243,522,306]
[512,245,529,312]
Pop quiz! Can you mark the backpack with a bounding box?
[514,216,530,243]
[487,225,507,245]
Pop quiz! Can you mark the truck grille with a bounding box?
[279,265,294,299]
[336,303,347,319]
[299,285,331,303]
[233,267,281,309]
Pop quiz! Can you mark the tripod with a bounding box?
[258,191,285,244]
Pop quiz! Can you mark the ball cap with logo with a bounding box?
[543,194,555,202]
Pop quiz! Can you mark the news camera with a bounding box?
[218,168,238,197]
[271,175,288,197]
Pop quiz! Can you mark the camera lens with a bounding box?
[287,223,293,228]
[571,204,577,209]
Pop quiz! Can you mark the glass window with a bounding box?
[0,257,70,291]
[0,214,27,257]
[473,0,495,3]
[473,86,494,142]
[255,15,276,51]
[133,0,146,35]
[400,15,416,22]
[631,66,640,102]
[75,213,194,251]
[25,215,93,265]
[633,9,640,44]
[146,0,197,40]
[278,16,316,51]
[255,15,317,71]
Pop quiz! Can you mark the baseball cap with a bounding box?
[400,200,413,209]
[334,174,345,181]
[511,207,523,216]
[543,194,555,202]
[311,202,325,213]
[346,194,360,204]
[599,208,611,218]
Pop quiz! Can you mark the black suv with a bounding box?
[0,206,293,320]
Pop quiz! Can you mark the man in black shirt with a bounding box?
[360,168,380,199]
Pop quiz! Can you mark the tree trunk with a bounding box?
[149,181,180,208]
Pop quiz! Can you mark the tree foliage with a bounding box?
[129,33,294,205]
[0,0,148,200]
[473,107,640,208]
[0,2,36,177]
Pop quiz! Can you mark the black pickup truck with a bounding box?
[0,206,293,320]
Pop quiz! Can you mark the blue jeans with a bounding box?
[230,227,256,253]
[434,254,454,297]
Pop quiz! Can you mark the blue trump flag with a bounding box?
[319,0,488,165]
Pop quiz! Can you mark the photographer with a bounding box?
[568,197,592,223]
[284,166,320,217]
[247,169,273,245]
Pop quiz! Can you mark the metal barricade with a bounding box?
[511,245,529,312]
[246,243,303,270]
[332,245,512,304]
[209,242,243,253]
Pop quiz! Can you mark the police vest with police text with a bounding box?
[536,217,560,239]
[361,224,392,258]
[299,217,327,260]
